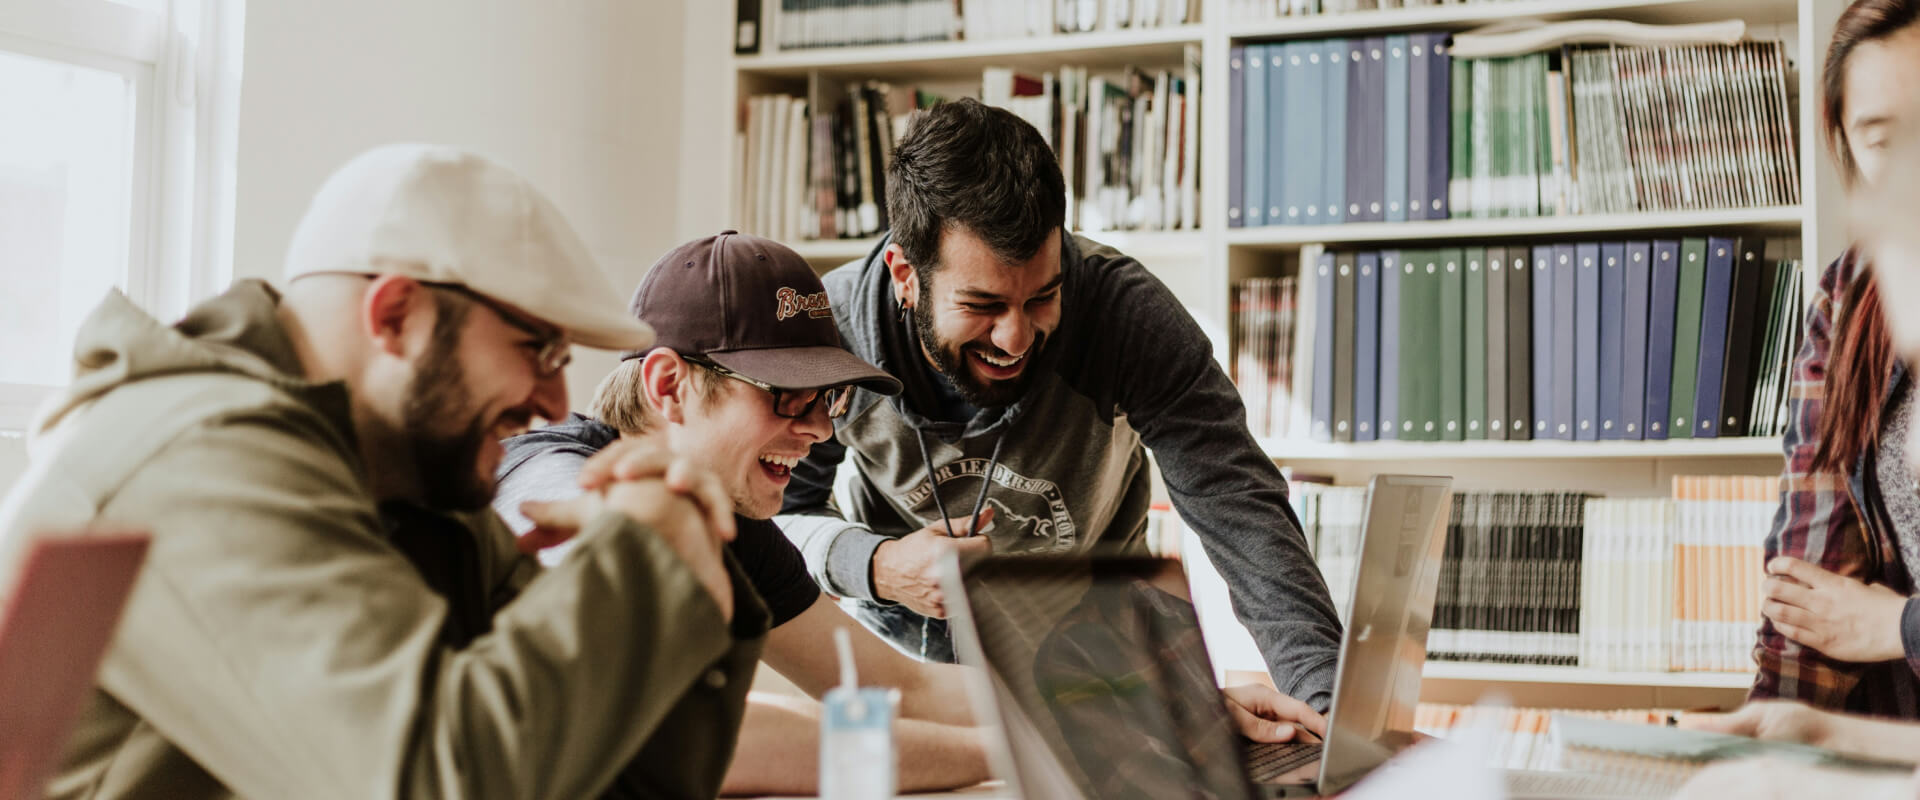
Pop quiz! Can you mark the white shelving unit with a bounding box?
[718,0,1842,710]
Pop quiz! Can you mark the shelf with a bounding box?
[1227,207,1806,251]
[1260,437,1784,460]
[1423,661,1754,689]
[1078,229,1208,258]
[1230,0,1799,40]
[790,237,878,266]
[737,25,1203,79]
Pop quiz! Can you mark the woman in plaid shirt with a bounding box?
[1748,0,1920,719]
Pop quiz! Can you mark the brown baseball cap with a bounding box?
[627,231,902,395]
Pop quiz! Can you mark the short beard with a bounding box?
[400,297,496,511]
[914,276,1042,409]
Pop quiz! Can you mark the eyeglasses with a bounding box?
[430,284,573,377]
[687,357,854,419]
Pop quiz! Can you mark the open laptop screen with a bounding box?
[948,556,1257,800]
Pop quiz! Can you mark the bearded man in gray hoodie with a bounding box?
[776,99,1343,731]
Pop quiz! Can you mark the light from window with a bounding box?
[0,50,136,389]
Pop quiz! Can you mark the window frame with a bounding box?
[0,0,241,431]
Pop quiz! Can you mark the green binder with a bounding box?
[1667,238,1709,440]
[1440,247,1467,441]
[1465,246,1488,440]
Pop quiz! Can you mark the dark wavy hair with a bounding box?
[884,98,1066,273]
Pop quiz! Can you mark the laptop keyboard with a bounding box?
[1245,741,1322,782]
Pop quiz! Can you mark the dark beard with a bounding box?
[914,279,1044,409]
[400,313,496,511]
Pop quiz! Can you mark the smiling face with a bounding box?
[400,286,571,510]
[643,351,835,519]
[893,226,1064,408]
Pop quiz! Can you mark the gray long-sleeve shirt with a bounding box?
[775,233,1342,709]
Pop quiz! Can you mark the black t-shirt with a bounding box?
[496,413,822,627]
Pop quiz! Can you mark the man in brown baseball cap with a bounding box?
[496,232,996,795]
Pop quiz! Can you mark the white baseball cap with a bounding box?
[283,143,653,350]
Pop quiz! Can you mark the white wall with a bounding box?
[232,0,690,407]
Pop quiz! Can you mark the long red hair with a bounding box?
[1810,0,1916,473]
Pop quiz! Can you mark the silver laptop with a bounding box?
[942,474,1452,800]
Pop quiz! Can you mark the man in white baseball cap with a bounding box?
[0,143,767,799]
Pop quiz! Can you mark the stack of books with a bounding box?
[1226,37,1798,228]
[1428,491,1591,666]
[1414,705,1675,771]
[768,0,1197,51]
[1582,476,1776,673]
[1229,235,1806,444]
[1232,277,1300,439]
[1299,477,1779,673]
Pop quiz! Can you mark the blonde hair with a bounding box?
[589,356,713,435]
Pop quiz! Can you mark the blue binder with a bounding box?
[1553,243,1576,441]
[1357,251,1381,441]
[1426,34,1452,220]
[1575,242,1600,441]
[1245,45,1268,227]
[1228,45,1246,229]
[1267,44,1288,226]
[1323,39,1348,225]
[1379,250,1404,439]
[1384,35,1410,223]
[1285,43,1324,225]
[1406,34,1429,222]
[1531,244,1554,439]
[1312,250,1337,440]
[1644,240,1682,440]
[1599,242,1627,439]
[1692,236,1738,439]
[1621,241,1653,439]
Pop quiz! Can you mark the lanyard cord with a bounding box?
[910,428,1005,659]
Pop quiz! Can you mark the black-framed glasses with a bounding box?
[688,357,854,419]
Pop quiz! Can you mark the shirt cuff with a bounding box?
[825,527,895,604]
[1902,596,1920,678]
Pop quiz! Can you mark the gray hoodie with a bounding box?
[776,234,1341,709]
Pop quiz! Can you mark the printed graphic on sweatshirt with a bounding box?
[901,458,1078,552]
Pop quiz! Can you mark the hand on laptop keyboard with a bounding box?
[1224,684,1328,742]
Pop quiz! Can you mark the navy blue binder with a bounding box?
[1312,250,1337,440]
[1425,33,1452,220]
[1553,243,1576,441]
[1246,45,1269,227]
[1323,39,1349,225]
[1575,242,1601,441]
[1621,241,1652,439]
[1357,250,1382,441]
[1406,34,1430,223]
[1644,240,1682,440]
[1228,45,1247,229]
[1599,242,1627,439]
[1690,237,1738,439]
[1379,250,1403,439]
[1531,244,1554,439]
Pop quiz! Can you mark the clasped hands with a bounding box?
[518,435,739,621]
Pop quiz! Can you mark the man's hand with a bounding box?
[576,435,737,542]
[1222,684,1327,743]
[1761,557,1909,662]
[1679,701,1835,748]
[871,508,995,618]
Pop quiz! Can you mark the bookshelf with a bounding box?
[710,0,1845,710]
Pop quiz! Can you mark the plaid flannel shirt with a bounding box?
[1750,249,1920,718]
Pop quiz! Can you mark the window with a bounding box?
[0,0,243,430]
